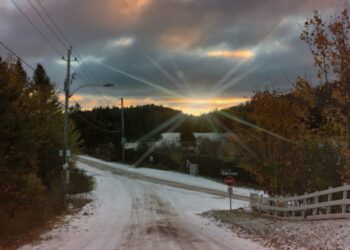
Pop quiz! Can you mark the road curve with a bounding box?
[20,160,267,250]
[78,157,249,201]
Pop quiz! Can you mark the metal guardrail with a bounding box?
[250,183,350,220]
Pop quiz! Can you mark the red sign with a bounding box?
[224,176,235,186]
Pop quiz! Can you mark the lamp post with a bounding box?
[69,83,114,97]
[61,74,114,206]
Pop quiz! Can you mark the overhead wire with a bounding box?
[70,97,122,134]
[27,0,68,51]
[36,0,72,47]
[11,0,64,57]
[10,0,121,132]
[34,0,112,106]
[0,40,66,104]
[0,41,36,71]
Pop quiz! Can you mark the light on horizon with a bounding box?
[207,49,255,59]
[70,95,250,116]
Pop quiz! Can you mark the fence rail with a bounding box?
[250,183,350,220]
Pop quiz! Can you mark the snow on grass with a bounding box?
[156,185,269,250]
[79,155,262,197]
[203,209,350,250]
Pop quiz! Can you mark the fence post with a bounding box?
[274,196,278,216]
[292,194,297,218]
[283,195,288,218]
[326,187,332,214]
[302,192,307,218]
[313,195,319,215]
[259,195,263,213]
[342,183,348,214]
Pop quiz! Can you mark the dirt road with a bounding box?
[20,160,267,250]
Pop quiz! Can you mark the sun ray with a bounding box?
[210,116,258,157]
[134,115,187,167]
[204,114,219,133]
[218,110,296,144]
[168,55,194,95]
[137,113,185,143]
[211,62,265,97]
[137,48,186,92]
[99,62,182,98]
[209,59,248,92]
[209,19,287,94]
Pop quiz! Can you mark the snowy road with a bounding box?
[21,160,268,250]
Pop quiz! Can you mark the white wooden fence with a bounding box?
[250,183,350,220]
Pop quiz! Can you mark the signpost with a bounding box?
[221,169,238,176]
[224,176,235,211]
[224,176,235,186]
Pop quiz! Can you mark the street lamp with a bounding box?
[69,83,114,97]
[63,82,114,163]
[61,66,114,206]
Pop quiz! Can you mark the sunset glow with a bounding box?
[207,50,255,59]
[71,95,250,116]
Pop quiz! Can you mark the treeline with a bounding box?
[70,82,346,195]
[0,57,81,245]
[70,103,183,157]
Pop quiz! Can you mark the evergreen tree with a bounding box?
[30,64,63,188]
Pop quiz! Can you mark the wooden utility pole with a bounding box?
[62,46,72,207]
[121,97,125,162]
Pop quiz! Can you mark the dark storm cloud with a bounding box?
[0,0,337,103]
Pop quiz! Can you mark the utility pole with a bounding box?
[121,97,125,162]
[62,46,72,207]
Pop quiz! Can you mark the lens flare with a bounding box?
[137,113,185,142]
[99,62,182,98]
[210,116,258,157]
[218,110,296,144]
[134,115,187,167]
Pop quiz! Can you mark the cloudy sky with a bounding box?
[0,0,338,115]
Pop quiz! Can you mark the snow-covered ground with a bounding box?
[79,155,262,198]
[124,132,232,149]
[203,209,350,250]
[20,161,268,250]
[156,132,231,146]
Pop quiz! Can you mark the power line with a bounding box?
[34,0,101,86]
[35,0,100,83]
[70,64,112,106]
[36,0,72,47]
[70,98,122,134]
[15,0,112,107]
[35,1,109,89]
[27,0,68,51]
[0,40,67,94]
[0,41,36,71]
[36,0,113,106]
[10,0,64,57]
[3,64,30,83]
[0,39,119,135]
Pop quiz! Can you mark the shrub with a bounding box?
[68,168,95,194]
